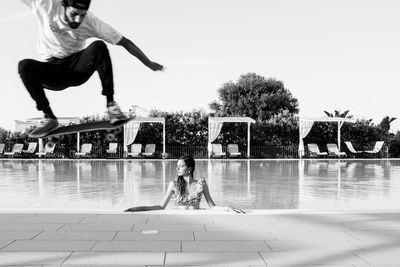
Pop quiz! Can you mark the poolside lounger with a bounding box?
[211,143,226,158]
[106,143,118,157]
[75,143,93,158]
[128,143,142,158]
[36,142,56,157]
[326,143,347,158]
[3,143,24,158]
[344,141,363,157]
[142,144,156,158]
[227,144,241,158]
[364,141,384,157]
[22,142,38,156]
[307,143,328,158]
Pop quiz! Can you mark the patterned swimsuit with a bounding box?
[174,178,206,206]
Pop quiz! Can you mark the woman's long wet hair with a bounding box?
[176,155,195,197]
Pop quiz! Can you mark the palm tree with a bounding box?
[379,116,397,133]
[323,109,353,119]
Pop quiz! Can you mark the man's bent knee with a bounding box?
[88,40,108,54]
[18,59,35,75]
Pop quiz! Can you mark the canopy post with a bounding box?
[163,121,166,154]
[338,121,341,151]
[338,121,345,151]
[247,121,251,158]
[77,132,80,152]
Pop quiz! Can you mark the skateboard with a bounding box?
[36,118,135,141]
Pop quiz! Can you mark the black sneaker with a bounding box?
[29,118,59,138]
[107,101,129,125]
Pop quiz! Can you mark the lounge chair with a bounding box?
[326,143,347,158]
[75,143,92,158]
[106,143,118,157]
[0,143,4,157]
[3,143,24,158]
[36,142,56,157]
[142,144,156,158]
[227,144,241,158]
[211,143,226,158]
[307,143,328,158]
[22,142,38,157]
[364,141,384,157]
[344,141,363,157]
[128,143,142,158]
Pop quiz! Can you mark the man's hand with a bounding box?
[148,61,164,71]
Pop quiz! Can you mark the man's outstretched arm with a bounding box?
[117,36,163,71]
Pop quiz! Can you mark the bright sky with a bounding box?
[1,0,399,132]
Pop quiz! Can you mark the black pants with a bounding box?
[18,40,114,111]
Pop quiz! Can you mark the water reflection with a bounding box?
[0,159,399,211]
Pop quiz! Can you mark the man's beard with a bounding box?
[64,11,81,29]
[68,21,80,29]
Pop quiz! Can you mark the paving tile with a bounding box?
[194,231,275,241]
[353,265,400,267]
[150,266,259,267]
[277,214,350,223]
[114,231,194,241]
[0,223,63,231]
[212,215,281,225]
[353,250,400,265]
[13,214,87,224]
[47,265,144,267]
[347,237,400,251]
[79,214,148,224]
[0,231,41,240]
[272,230,355,241]
[33,231,116,241]
[45,266,144,267]
[260,250,368,265]
[133,223,205,231]
[346,230,400,241]
[92,240,180,252]
[148,215,215,224]
[165,252,265,266]
[0,251,70,265]
[204,224,277,232]
[265,240,358,252]
[58,223,132,232]
[182,241,271,252]
[274,223,347,232]
[2,240,96,251]
[63,251,164,265]
[0,241,14,250]
[0,215,22,223]
[344,220,400,230]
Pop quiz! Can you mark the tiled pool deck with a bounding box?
[0,210,399,266]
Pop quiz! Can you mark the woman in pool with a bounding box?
[124,155,245,213]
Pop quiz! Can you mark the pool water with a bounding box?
[0,159,399,211]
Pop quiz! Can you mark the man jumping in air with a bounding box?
[19,0,164,137]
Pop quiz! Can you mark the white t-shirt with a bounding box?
[22,0,123,60]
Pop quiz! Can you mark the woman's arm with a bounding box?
[124,181,175,212]
[202,180,245,214]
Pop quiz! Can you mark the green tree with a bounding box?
[0,127,10,143]
[209,73,299,121]
[148,109,208,146]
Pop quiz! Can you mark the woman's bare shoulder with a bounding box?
[195,177,207,186]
